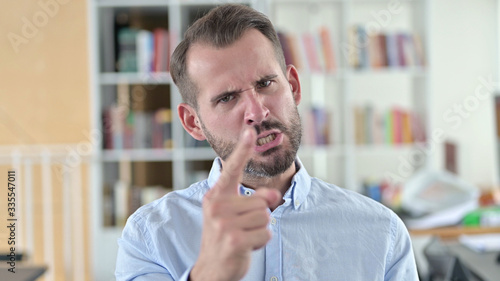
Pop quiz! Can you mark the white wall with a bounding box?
[430,0,498,188]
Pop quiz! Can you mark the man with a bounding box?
[116,4,418,281]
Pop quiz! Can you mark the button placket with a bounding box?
[265,205,284,281]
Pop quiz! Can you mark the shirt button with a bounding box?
[244,190,252,196]
[295,201,300,207]
[271,217,277,225]
[270,277,278,281]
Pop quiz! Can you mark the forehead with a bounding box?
[186,29,282,99]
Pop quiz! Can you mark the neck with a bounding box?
[241,161,297,198]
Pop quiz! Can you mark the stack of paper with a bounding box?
[458,234,500,253]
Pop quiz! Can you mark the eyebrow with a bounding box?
[210,74,279,103]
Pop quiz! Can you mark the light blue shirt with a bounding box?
[116,158,418,280]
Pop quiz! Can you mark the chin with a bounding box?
[246,148,296,178]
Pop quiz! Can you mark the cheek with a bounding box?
[270,95,295,118]
[205,113,239,137]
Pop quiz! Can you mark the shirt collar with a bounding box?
[206,157,312,210]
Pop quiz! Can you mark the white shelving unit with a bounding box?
[88,1,270,280]
[271,0,433,192]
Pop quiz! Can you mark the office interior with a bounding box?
[0,0,499,280]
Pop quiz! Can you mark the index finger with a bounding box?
[213,127,256,196]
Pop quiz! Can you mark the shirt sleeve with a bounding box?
[115,216,192,281]
[384,214,419,281]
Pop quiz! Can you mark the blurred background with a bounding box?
[0,0,499,280]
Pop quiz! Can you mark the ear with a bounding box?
[286,65,302,106]
[177,103,206,141]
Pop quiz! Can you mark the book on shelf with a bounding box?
[153,28,170,72]
[368,34,382,69]
[319,26,336,72]
[154,108,173,149]
[136,29,153,73]
[277,27,337,73]
[117,28,139,72]
[302,32,322,72]
[286,34,302,70]
[113,8,170,73]
[303,106,331,146]
[357,26,370,69]
[445,141,457,174]
[102,183,115,226]
[277,32,293,68]
[347,25,425,70]
[362,178,403,211]
[114,180,129,226]
[102,106,173,150]
[117,27,170,73]
[353,104,426,145]
[347,26,360,69]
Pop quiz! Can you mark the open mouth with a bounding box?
[257,133,277,146]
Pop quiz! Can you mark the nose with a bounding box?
[243,91,269,125]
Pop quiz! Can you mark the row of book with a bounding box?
[277,26,425,73]
[103,182,172,226]
[278,27,337,73]
[302,107,332,145]
[363,178,403,210]
[353,105,426,145]
[102,106,173,150]
[116,27,170,72]
[347,26,425,69]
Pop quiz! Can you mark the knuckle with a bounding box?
[261,210,270,222]
[205,200,223,217]
[251,197,267,209]
[227,231,244,248]
[253,230,272,250]
[265,229,272,241]
[214,218,231,232]
[262,229,272,243]
[253,208,269,222]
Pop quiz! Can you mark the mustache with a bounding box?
[253,120,287,135]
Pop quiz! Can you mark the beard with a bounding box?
[199,106,302,178]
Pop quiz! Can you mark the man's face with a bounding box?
[185,29,302,178]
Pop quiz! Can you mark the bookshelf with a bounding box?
[89,0,432,279]
[88,1,270,280]
[270,0,433,202]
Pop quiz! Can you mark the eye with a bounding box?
[256,80,272,89]
[219,94,234,103]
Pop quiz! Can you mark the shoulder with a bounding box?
[311,178,393,212]
[127,180,209,228]
[308,177,401,229]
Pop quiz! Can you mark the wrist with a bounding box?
[190,262,229,281]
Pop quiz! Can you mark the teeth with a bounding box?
[257,133,276,146]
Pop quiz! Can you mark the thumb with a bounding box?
[254,188,282,209]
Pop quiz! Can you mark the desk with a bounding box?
[410,226,500,280]
[410,226,500,240]
[0,264,46,281]
[445,242,500,281]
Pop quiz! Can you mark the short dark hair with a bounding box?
[170,4,286,109]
